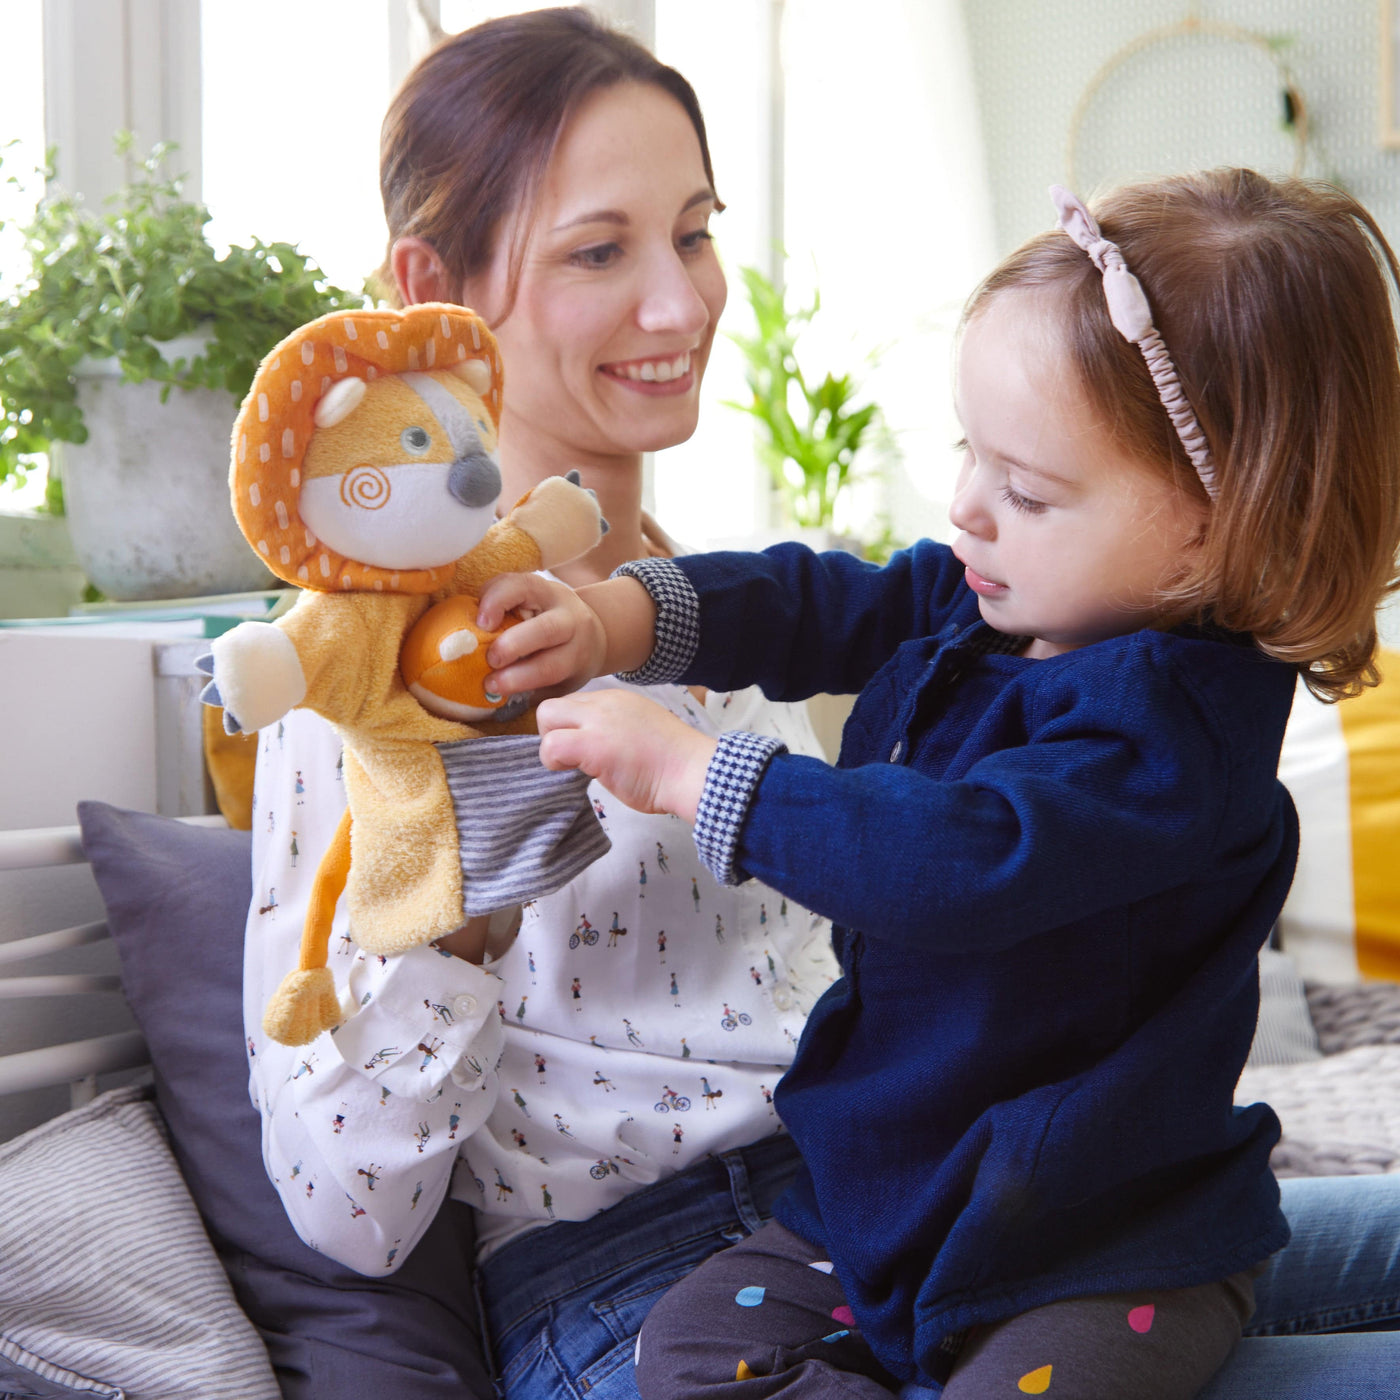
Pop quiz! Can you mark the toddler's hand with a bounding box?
[536,691,716,824]
[478,573,606,700]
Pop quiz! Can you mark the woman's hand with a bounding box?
[479,573,608,700]
[537,691,716,824]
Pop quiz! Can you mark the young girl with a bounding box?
[478,169,1400,1397]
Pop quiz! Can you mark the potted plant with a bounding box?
[726,264,881,548]
[0,139,365,601]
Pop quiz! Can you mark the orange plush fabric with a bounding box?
[230,305,503,595]
[213,305,606,1042]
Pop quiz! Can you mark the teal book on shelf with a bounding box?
[0,588,290,639]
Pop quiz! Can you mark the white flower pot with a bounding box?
[0,509,87,618]
[50,337,273,601]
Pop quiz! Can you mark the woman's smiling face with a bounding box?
[463,81,727,460]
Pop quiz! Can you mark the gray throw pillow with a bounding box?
[1246,946,1323,1069]
[76,801,492,1400]
[0,1083,279,1400]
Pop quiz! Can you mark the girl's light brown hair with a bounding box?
[965,168,1400,700]
[378,6,721,319]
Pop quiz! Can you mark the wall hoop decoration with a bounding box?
[1065,12,1309,191]
[1382,1,1400,148]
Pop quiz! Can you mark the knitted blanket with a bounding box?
[1234,982,1400,1177]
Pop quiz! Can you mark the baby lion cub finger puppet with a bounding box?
[201,304,609,1046]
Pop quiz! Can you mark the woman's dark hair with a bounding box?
[378,6,720,315]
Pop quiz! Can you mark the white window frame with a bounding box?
[40,0,785,533]
[41,0,678,198]
[43,0,203,204]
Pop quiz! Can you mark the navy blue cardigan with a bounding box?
[621,541,1296,1385]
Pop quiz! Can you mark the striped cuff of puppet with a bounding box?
[611,557,701,685]
[693,731,788,886]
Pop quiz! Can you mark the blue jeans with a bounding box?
[478,1153,1400,1400]
[477,1132,801,1400]
[1201,1173,1400,1399]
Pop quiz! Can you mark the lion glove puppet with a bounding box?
[201,304,609,1046]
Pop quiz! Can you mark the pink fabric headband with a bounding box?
[1050,185,1218,500]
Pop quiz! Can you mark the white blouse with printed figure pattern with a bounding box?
[245,675,837,1277]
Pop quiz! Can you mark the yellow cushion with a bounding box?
[1277,648,1400,984]
[201,704,257,831]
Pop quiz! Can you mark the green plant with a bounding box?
[0,137,366,511]
[858,514,907,566]
[726,264,879,531]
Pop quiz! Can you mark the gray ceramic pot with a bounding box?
[52,335,273,601]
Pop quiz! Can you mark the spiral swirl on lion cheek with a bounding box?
[340,465,392,510]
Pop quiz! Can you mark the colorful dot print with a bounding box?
[1018,1363,1053,1393]
[1128,1303,1155,1333]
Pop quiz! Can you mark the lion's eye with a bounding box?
[401,426,431,454]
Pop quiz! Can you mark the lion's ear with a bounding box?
[450,358,493,396]
[313,376,368,428]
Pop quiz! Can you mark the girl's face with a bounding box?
[950,289,1207,660]
[462,82,726,460]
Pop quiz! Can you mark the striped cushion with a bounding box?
[0,1085,278,1400]
[1245,947,1322,1069]
[1277,650,1400,984]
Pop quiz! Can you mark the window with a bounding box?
[199,1,643,299]
[651,0,779,547]
[0,1,46,509]
[0,0,45,297]
[653,0,995,550]
[25,2,993,546]
[200,0,394,295]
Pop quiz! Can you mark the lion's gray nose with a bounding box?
[449,454,502,508]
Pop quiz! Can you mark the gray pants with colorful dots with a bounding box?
[633,1219,1256,1399]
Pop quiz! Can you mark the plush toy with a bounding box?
[201,304,609,1046]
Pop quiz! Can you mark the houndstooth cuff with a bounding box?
[611,557,701,684]
[693,731,787,886]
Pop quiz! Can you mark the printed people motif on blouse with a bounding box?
[457,678,836,1233]
[245,676,837,1273]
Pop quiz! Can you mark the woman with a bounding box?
[247,10,833,1400]
[245,9,1400,1400]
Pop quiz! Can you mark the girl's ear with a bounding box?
[391,237,454,307]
